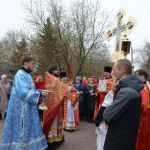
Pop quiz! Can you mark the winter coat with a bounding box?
[85,84,97,113]
[74,83,85,102]
[0,81,11,113]
[103,74,144,150]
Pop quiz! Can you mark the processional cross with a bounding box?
[105,8,137,62]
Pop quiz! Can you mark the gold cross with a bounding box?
[105,8,137,62]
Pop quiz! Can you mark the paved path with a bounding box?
[0,119,97,150]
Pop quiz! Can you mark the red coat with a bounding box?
[94,78,113,119]
[34,81,45,103]
[136,84,150,150]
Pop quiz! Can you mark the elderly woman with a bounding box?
[85,78,97,123]
[0,74,11,119]
[74,76,85,120]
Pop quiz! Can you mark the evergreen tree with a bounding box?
[36,18,60,74]
[10,38,29,75]
[0,42,8,75]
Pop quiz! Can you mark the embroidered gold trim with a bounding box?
[65,121,75,123]
[47,134,64,143]
[64,126,76,130]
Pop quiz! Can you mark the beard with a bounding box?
[61,79,67,84]
[54,73,60,78]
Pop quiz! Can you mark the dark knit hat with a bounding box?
[104,66,112,73]
[60,72,67,79]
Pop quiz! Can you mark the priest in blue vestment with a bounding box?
[0,56,48,150]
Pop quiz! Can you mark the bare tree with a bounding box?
[0,42,8,76]
[135,40,150,75]
[68,0,112,75]
[21,0,112,76]
[0,30,19,78]
[21,0,67,71]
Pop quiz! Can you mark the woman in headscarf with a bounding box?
[74,76,85,120]
[93,76,99,87]
[0,74,11,119]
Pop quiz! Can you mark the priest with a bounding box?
[1,56,48,150]
[60,72,79,132]
[94,66,113,119]
[43,65,68,150]
[135,69,150,150]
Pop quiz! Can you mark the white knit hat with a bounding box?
[1,74,7,79]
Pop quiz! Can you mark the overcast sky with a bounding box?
[0,0,150,62]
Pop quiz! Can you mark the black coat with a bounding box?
[103,74,144,150]
[85,85,97,114]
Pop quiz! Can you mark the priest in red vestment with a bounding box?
[60,72,80,132]
[43,65,68,150]
[94,66,113,119]
[135,69,150,150]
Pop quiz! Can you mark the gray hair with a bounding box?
[76,76,82,82]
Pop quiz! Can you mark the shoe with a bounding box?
[91,120,94,123]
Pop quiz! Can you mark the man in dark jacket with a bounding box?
[103,59,144,150]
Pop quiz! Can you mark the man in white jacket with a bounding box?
[95,90,113,150]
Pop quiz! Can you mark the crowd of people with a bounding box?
[0,56,150,150]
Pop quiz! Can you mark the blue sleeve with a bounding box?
[74,83,76,89]
[14,73,40,105]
